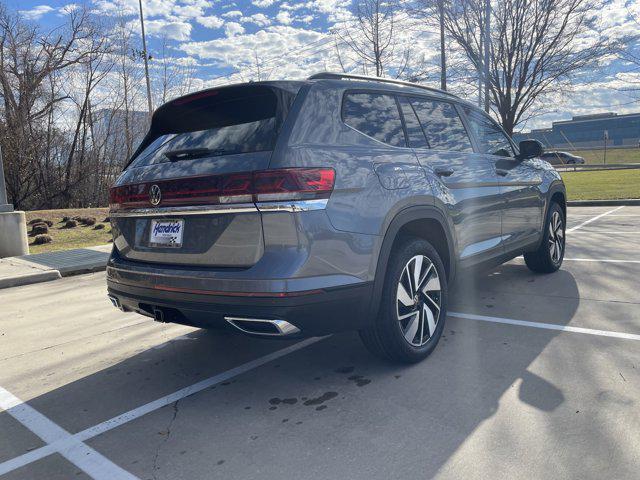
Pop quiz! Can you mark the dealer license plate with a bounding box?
[149,219,184,248]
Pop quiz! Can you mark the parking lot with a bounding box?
[1,205,639,480]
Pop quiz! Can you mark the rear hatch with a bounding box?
[109,83,299,267]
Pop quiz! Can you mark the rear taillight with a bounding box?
[252,168,335,202]
[109,168,335,210]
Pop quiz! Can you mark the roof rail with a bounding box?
[307,72,455,98]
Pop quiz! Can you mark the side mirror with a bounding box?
[517,139,544,161]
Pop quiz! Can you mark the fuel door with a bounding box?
[374,163,409,190]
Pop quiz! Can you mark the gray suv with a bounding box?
[107,73,566,363]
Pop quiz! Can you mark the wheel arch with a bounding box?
[528,181,566,252]
[550,189,566,219]
[368,206,455,320]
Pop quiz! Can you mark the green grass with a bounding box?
[561,169,640,201]
[25,208,111,254]
[573,148,640,165]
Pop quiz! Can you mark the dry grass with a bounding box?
[24,208,111,254]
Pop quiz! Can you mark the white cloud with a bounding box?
[145,19,193,41]
[252,0,277,7]
[222,10,242,18]
[242,13,271,27]
[179,25,334,82]
[307,0,351,22]
[276,10,292,25]
[19,5,55,20]
[197,15,224,29]
[93,0,173,17]
[280,2,306,11]
[224,22,245,37]
[173,3,209,19]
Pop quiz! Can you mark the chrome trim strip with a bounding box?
[256,199,328,212]
[109,203,258,218]
[110,199,328,217]
[224,317,301,336]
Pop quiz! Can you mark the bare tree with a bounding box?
[0,5,105,208]
[336,0,411,77]
[442,0,619,134]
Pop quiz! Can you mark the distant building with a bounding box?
[514,112,640,149]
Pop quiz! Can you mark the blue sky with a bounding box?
[10,0,640,131]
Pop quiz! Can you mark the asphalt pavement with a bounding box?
[1,206,639,480]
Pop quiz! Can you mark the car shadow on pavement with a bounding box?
[1,263,582,479]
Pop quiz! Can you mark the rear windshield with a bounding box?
[129,85,295,168]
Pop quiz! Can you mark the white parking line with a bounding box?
[566,206,625,232]
[567,214,640,217]
[0,337,325,477]
[0,387,138,479]
[568,230,640,235]
[564,258,640,264]
[450,312,640,341]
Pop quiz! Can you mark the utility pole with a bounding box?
[138,0,153,120]
[483,0,491,113]
[438,0,447,91]
[477,33,483,107]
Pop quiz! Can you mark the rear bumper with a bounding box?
[107,279,373,337]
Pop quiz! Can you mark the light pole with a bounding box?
[483,0,491,113]
[438,0,447,91]
[138,0,154,120]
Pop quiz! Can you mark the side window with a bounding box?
[410,98,473,152]
[464,108,514,157]
[342,93,406,147]
[397,97,429,149]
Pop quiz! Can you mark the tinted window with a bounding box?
[410,99,473,152]
[464,108,514,157]
[343,93,406,147]
[130,86,288,168]
[398,97,428,148]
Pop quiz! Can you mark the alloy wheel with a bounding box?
[548,210,564,264]
[396,255,442,347]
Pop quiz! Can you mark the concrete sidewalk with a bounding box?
[0,244,111,289]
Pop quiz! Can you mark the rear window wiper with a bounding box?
[164,148,238,161]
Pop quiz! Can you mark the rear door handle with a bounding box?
[496,168,509,177]
[435,167,454,177]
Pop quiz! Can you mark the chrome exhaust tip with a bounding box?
[108,294,121,309]
[108,294,129,312]
[224,317,301,336]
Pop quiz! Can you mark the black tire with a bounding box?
[359,237,448,363]
[524,202,565,273]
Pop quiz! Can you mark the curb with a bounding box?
[0,245,111,289]
[567,199,640,206]
[59,263,107,277]
[0,269,61,289]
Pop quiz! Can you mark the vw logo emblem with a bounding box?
[149,184,162,206]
